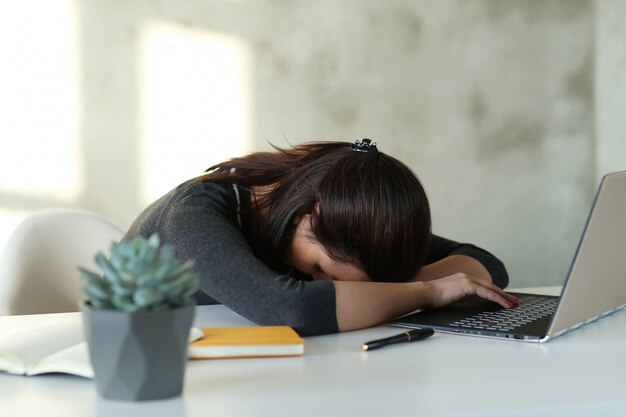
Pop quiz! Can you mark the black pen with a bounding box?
[360,328,434,351]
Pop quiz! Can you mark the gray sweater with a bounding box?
[124,178,508,336]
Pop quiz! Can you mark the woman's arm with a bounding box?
[423,235,509,288]
[413,254,492,283]
[324,237,518,332]
[333,234,516,332]
[334,273,517,332]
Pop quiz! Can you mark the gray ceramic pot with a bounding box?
[81,302,195,401]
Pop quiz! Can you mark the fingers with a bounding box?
[455,273,519,309]
[474,285,517,309]
[476,283,519,308]
[427,273,520,310]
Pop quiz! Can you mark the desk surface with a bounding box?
[2,287,626,417]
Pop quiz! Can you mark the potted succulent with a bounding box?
[79,233,200,401]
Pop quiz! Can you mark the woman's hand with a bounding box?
[422,273,519,309]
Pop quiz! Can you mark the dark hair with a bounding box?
[199,141,431,282]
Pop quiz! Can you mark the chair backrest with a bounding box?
[0,209,125,315]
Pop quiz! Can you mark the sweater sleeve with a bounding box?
[124,181,338,336]
[426,234,509,289]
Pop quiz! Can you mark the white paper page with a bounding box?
[0,322,84,375]
[189,327,203,343]
[26,342,93,378]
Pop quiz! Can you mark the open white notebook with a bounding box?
[0,321,204,379]
[0,322,92,378]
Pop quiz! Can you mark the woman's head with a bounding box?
[309,141,431,282]
[203,140,431,282]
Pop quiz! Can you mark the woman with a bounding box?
[124,139,518,336]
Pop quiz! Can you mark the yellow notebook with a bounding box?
[188,326,304,359]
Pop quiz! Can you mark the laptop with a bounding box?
[392,170,626,342]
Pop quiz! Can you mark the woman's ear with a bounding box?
[293,214,315,237]
[294,203,318,226]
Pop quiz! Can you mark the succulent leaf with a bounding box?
[136,273,157,287]
[111,284,135,297]
[111,294,139,312]
[83,284,110,301]
[133,287,164,307]
[94,253,120,283]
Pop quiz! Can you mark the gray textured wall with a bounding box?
[2,1,625,288]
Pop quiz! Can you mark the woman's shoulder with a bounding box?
[171,177,237,205]
[139,177,240,221]
[124,177,244,240]
[172,177,254,221]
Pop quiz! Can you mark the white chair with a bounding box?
[0,209,124,315]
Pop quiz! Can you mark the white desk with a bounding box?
[2,287,626,417]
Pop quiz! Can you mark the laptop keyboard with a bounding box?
[450,296,558,332]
